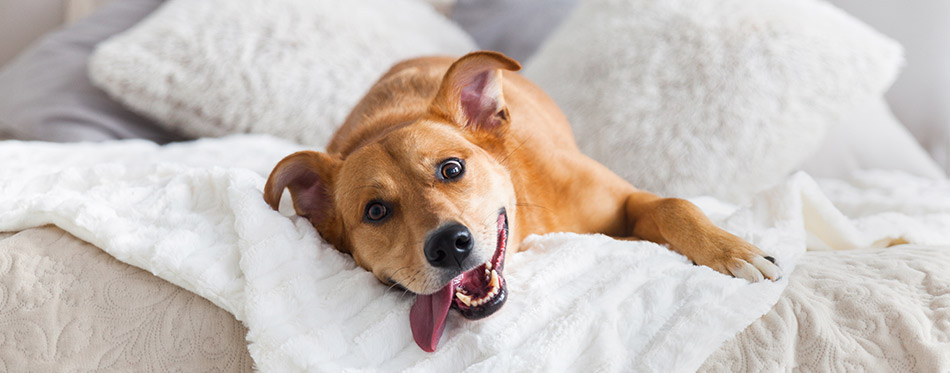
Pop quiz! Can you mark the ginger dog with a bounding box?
[264,51,782,352]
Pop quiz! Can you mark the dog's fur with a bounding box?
[264,51,780,299]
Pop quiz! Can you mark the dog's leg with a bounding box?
[624,192,782,282]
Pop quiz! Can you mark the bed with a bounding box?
[1,0,949,371]
[0,227,252,371]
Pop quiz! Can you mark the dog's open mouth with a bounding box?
[451,211,508,319]
[409,209,509,352]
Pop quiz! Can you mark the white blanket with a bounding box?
[2,136,949,371]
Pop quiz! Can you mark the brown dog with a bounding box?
[263,51,781,352]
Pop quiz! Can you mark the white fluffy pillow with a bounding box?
[524,0,903,202]
[89,0,475,147]
[801,97,946,179]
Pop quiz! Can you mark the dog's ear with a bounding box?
[263,151,342,225]
[429,51,521,133]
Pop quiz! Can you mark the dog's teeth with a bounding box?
[456,292,473,307]
[486,261,492,270]
[489,270,499,288]
[455,270,503,308]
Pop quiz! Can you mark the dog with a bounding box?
[263,51,782,352]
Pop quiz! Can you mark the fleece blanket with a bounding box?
[2,136,950,372]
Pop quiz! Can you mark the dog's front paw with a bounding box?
[692,234,782,282]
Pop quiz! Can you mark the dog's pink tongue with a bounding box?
[409,282,454,352]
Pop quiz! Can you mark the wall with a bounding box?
[0,0,113,67]
[827,0,950,172]
[0,0,65,67]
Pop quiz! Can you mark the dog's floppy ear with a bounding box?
[263,151,342,225]
[429,51,521,133]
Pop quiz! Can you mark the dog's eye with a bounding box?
[364,201,390,222]
[439,158,465,180]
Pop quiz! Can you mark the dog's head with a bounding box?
[264,52,521,351]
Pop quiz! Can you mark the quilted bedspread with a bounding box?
[0,227,253,371]
[702,171,950,371]
[702,243,950,371]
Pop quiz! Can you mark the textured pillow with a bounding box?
[801,97,946,180]
[89,0,476,147]
[523,0,903,202]
[0,0,182,143]
[826,0,950,175]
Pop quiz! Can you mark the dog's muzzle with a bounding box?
[409,208,510,352]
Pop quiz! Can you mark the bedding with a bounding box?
[802,97,946,180]
[700,170,950,370]
[451,0,578,63]
[2,136,950,371]
[0,226,252,371]
[88,0,476,147]
[702,243,950,371]
[827,0,950,173]
[523,0,904,203]
[0,0,179,143]
[452,0,945,184]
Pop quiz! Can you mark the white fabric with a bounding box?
[2,136,950,371]
[701,243,950,371]
[523,0,903,203]
[702,170,950,370]
[703,170,950,370]
[801,97,946,180]
[88,0,475,147]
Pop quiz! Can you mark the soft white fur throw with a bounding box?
[89,0,475,147]
[524,0,904,203]
[3,136,950,371]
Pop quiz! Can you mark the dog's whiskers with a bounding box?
[480,209,499,226]
[516,201,549,211]
[496,138,528,166]
[386,267,410,292]
[403,268,427,296]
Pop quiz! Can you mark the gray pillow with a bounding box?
[451,0,578,63]
[0,0,183,143]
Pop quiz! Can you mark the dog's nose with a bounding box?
[424,223,474,268]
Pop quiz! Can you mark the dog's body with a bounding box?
[264,51,780,352]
